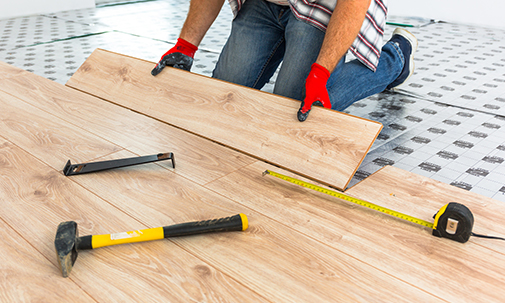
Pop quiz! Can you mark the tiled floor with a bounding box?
[1,0,504,201]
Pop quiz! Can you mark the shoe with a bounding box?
[386,28,418,90]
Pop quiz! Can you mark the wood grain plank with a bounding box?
[0,137,93,303]
[0,68,255,185]
[0,140,265,302]
[65,49,383,190]
[0,61,27,80]
[69,150,441,302]
[346,165,505,254]
[0,217,96,303]
[205,161,505,302]
[0,89,121,170]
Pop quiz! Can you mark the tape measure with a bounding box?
[263,170,476,243]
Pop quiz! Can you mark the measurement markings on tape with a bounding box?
[263,169,434,228]
[262,170,504,243]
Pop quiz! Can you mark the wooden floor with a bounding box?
[66,49,383,191]
[1,51,504,302]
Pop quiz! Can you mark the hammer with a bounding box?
[54,213,248,277]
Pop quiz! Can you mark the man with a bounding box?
[151,0,417,121]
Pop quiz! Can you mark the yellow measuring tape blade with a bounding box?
[263,170,434,229]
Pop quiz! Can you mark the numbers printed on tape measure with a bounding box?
[265,170,505,243]
[263,170,434,229]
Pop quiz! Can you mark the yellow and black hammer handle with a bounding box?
[78,213,248,250]
[55,214,248,277]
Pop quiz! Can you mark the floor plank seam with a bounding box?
[1,138,264,301]
[0,136,153,234]
[64,84,240,148]
[61,149,273,302]
[0,134,72,178]
[5,142,261,301]
[0,134,151,230]
[201,175,448,300]
[85,148,128,163]
[0,212,101,302]
[201,161,260,187]
[474,242,505,257]
[0,84,128,154]
[68,176,152,227]
[65,82,349,190]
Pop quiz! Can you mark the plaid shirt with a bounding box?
[228,0,388,72]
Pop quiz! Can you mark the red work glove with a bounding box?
[297,63,332,122]
[151,38,198,76]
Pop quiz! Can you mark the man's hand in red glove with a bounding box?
[297,63,332,122]
[151,38,198,76]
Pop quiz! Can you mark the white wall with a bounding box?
[0,0,95,20]
[387,0,505,30]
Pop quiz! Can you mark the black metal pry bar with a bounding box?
[63,153,175,176]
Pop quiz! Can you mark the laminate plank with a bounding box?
[0,89,121,170]
[0,61,27,80]
[345,165,505,254]
[0,66,255,185]
[70,150,441,302]
[0,60,490,301]
[0,216,96,303]
[66,49,383,190]
[0,140,265,302]
[205,161,505,302]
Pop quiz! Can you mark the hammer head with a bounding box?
[54,221,79,277]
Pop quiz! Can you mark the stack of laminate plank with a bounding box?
[0,50,504,302]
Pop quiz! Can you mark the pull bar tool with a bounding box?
[63,152,175,176]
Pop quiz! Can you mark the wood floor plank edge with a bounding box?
[0,140,266,302]
[0,68,257,186]
[65,76,375,191]
[203,161,505,301]
[65,48,382,191]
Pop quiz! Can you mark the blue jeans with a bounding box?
[212,0,404,111]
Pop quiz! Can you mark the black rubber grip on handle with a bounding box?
[163,214,247,238]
